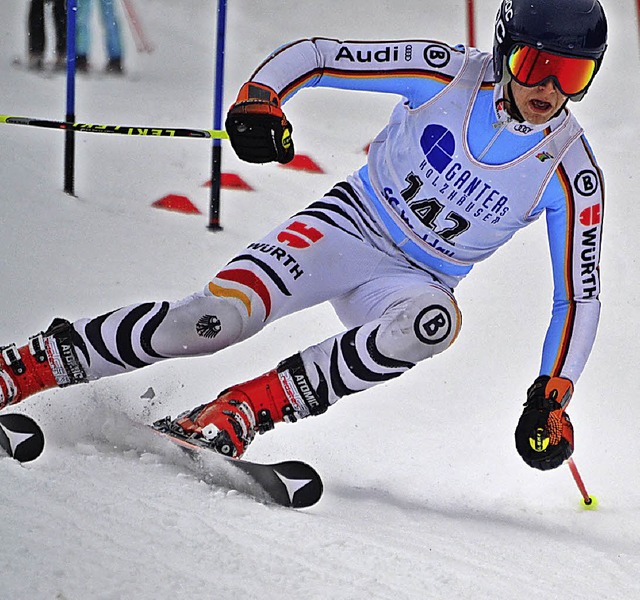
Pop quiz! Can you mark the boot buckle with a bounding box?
[256,408,275,433]
[1,344,26,376]
[28,333,48,364]
[201,423,220,441]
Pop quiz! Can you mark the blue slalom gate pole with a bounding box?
[64,0,77,196]
[208,0,227,231]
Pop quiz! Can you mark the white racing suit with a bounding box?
[67,39,604,412]
[72,180,461,410]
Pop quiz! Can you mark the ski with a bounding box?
[0,413,45,463]
[151,417,323,509]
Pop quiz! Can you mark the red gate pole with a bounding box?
[637,0,640,54]
[466,0,476,48]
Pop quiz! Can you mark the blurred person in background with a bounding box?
[27,0,66,71]
[76,0,124,74]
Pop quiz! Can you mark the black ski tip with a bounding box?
[149,420,323,509]
[0,413,45,463]
[269,461,324,509]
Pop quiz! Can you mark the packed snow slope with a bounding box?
[1,1,639,598]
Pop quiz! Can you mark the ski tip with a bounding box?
[0,413,45,463]
[269,461,324,509]
[290,476,323,509]
[148,421,324,509]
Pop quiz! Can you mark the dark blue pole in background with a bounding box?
[208,0,227,231]
[64,0,77,196]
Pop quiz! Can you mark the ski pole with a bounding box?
[0,114,228,140]
[567,457,598,509]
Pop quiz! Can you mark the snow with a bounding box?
[1,1,639,598]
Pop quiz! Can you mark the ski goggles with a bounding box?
[507,44,597,97]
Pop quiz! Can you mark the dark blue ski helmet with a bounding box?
[493,0,608,100]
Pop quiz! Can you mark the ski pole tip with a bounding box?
[580,495,599,510]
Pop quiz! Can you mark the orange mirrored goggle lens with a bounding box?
[507,44,596,97]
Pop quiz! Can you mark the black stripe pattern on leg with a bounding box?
[83,302,170,371]
[323,324,415,401]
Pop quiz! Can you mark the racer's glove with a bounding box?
[515,375,574,471]
[225,82,294,164]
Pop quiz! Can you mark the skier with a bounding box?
[0,0,607,472]
[27,0,67,70]
[75,0,125,74]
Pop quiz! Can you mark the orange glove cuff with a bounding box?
[544,376,574,409]
[234,82,281,107]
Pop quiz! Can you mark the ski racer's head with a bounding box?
[493,0,608,109]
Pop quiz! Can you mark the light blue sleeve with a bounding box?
[536,148,603,384]
[539,175,573,376]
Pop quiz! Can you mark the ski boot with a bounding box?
[105,57,124,75]
[28,53,44,71]
[0,319,87,411]
[75,55,89,74]
[53,55,66,72]
[161,354,327,458]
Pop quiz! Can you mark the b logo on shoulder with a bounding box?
[423,44,450,69]
[574,170,599,196]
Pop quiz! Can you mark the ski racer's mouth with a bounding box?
[530,99,553,113]
[509,80,568,125]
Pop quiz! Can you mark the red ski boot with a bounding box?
[169,354,327,457]
[0,319,87,411]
